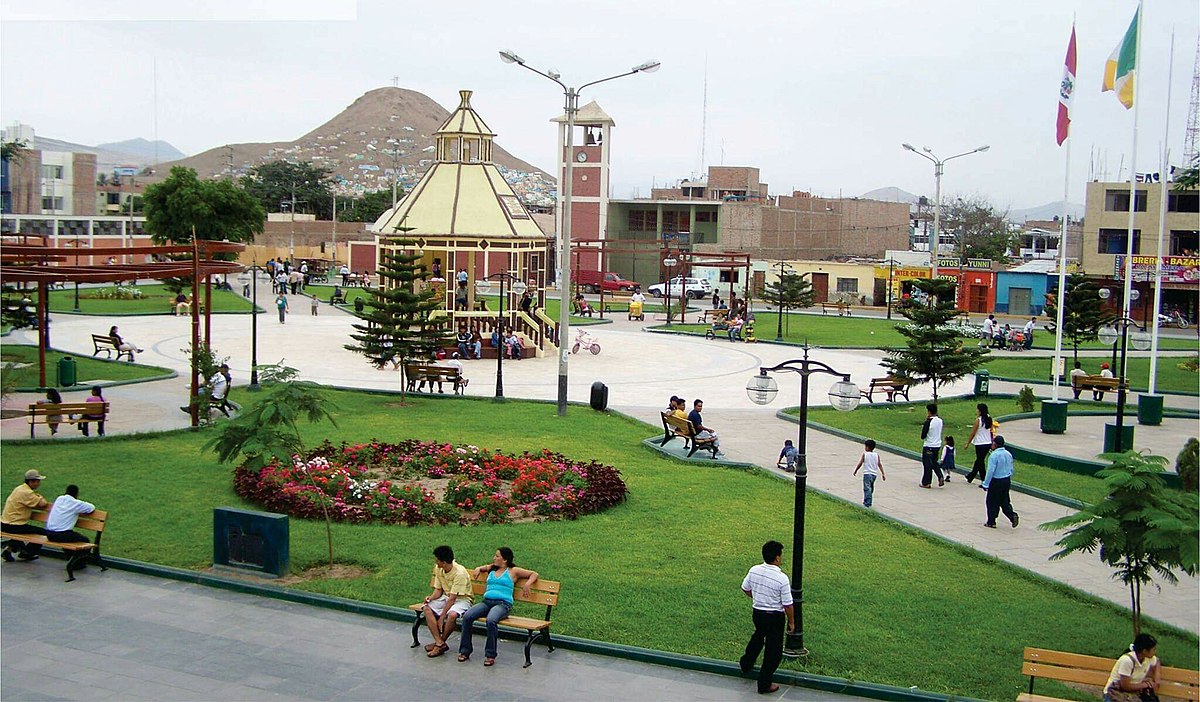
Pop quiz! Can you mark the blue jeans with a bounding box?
[862,473,877,507]
[458,598,511,659]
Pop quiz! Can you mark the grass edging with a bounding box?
[14,369,179,394]
[777,403,1087,511]
[98,555,982,702]
[986,373,1199,398]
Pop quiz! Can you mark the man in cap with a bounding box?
[1,470,50,561]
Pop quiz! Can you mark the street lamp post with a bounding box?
[499,50,660,416]
[774,261,793,342]
[884,258,898,321]
[1097,295,1152,452]
[746,346,860,657]
[240,261,266,390]
[663,255,678,326]
[476,272,527,399]
[901,144,990,279]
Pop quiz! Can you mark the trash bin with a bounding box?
[1103,423,1135,453]
[1137,394,1164,426]
[1040,400,1068,434]
[354,297,365,313]
[973,370,990,396]
[589,381,608,411]
[57,356,77,387]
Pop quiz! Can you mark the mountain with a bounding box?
[153,87,557,208]
[1008,201,1084,223]
[860,186,921,204]
[96,138,185,162]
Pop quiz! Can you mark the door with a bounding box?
[969,285,989,314]
[873,278,888,307]
[752,270,766,297]
[810,272,829,303]
[1008,287,1031,317]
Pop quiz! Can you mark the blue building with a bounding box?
[995,261,1060,317]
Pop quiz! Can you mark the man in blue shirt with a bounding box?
[981,435,1018,528]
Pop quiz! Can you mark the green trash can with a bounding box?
[1103,423,1135,453]
[1040,400,1068,434]
[973,370,990,396]
[1137,394,1164,426]
[57,356,77,387]
[354,297,365,313]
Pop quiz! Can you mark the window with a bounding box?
[41,165,64,180]
[1104,189,1147,212]
[1170,230,1199,256]
[1097,228,1141,254]
[662,210,690,233]
[719,270,740,283]
[1168,192,1199,213]
[836,277,858,293]
[41,196,64,211]
[695,211,716,223]
[627,209,656,231]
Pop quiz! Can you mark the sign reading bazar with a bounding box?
[937,258,993,270]
[1113,255,1199,284]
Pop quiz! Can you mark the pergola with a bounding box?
[1,239,246,426]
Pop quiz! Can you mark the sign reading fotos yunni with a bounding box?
[937,258,993,270]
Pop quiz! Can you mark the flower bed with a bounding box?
[233,439,628,526]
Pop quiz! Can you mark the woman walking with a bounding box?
[457,547,538,667]
[965,403,994,484]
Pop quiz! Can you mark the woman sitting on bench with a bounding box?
[458,547,539,667]
[109,326,142,355]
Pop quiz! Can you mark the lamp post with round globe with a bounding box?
[1097,288,1152,452]
[746,345,859,658]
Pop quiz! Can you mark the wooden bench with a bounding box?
[408,575,560,668]
[0,508,110,582]
[698,309,728,325]
[1019,646,1199,702]
[600,290,634,312]
[1071,374,1124,399]
[403,363,467,395]
[658,412,719,459]
[91,334,134,362]
[821,302,852,316]
[27,401,109,439]
[860,377,911,403]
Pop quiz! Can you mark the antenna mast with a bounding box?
[1183,38,1200,168]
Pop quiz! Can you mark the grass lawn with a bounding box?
[48,284,256,315]
[981,356,1199,395]
[0,344,173,389]
[806,397,1112,504]
[665,311,1199,351]
[2,390,1194,701]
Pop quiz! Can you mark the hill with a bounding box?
[860,186,921,204]
[96,138,185,163]
[1008,200,1084,223]
[26,135,185,175]
[155,87,557,208]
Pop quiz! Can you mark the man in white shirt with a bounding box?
[739,540,795,695]
[44,485,95,544]
[980,315,995,348]
[1022,317,1035,350]
[920,403,945,488]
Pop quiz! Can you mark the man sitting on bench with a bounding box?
[44,484,96,545]
[1,470,50,562]
[687,399,723,456]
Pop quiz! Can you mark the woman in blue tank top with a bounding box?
[457,547,539,666]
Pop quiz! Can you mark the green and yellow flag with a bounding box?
[1102,6,1138,109]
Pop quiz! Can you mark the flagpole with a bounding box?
[1052,23,1076,403]
[1148,32,1176,395]
[1119,0,1143,369]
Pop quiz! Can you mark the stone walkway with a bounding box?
[0,566,867,701]
[1002,414,1195,464]
[3,279,1197,635]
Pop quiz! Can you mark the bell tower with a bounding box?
[552,101,614,271]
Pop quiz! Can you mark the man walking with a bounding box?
[740,540,795,694]
[919,403,945,488]
[981,436,1019,529]
[1,470,50,561]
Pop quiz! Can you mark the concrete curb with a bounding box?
[639,436,758,469]
[986,373,1199,398]
[11,347,179,393]
[96,555,983,702]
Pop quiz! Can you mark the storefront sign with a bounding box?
[937,258,992,270]
[1113,255,1199,284]
[873,265,931,280]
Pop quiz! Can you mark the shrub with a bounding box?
[1017,385,1037,412]
[1178,438,1199,492]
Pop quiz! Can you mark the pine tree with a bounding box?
[881,277,988,400]
[345,237,452,398]
[1043,273,1116,361]
[762,272,815,313]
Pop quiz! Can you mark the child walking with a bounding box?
[940,436,956,482]
[852,439,886,508]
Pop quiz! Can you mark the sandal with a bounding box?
[427,644,449,658]
[424,643,438,652]
[484,658,495,667]
[457,654,470,662]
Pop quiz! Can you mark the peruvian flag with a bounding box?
[1057,26,1077,146]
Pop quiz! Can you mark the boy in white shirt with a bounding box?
[853,439,886,507]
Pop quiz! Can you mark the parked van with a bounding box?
[576,270,638,293]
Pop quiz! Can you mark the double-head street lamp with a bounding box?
[1097,288,1151,452]
[475,272,527,400]
[499,49,660,416]
[901,144,990,279]
[746,345,860,657]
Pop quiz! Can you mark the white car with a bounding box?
[647,277,712,299]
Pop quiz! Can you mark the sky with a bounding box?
[2,0,1198,211]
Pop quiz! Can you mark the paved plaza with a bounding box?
[0,566,868,702]
[2,282,1198,700]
